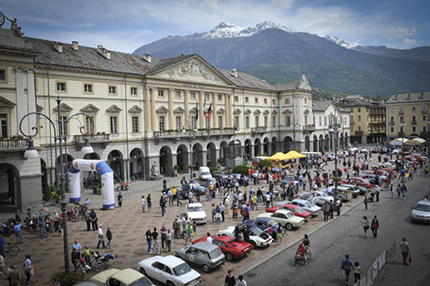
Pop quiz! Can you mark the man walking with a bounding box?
[145,228,152,253]
[371,215,379,238]
[341,254,354,285]
[38,210,47,239]
[89,209,98,231]
[375,185,380,202]
[401,183,407,199]
[364,194,369,210]
[117,192,123,207]
[152,227,160,255]
[13,222,23,244]
[329,200,335,219]
[399,237,410,265]
[173,218,181,239]
[106,227,113,249]
[97,225,106,249]
[323,202,330,221]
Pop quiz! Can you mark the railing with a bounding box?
[411,120,417,125]
[399,111,404,115]
[251,127,267,135]
[355,131,364,135]
[303,125,316,132]
[74,134,111,144]
[0,138,28,150]
[154,128,235,141]
[352,241,396,286]
[422,109,428,114]
[389,121,395,125]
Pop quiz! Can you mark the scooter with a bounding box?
[294,242,307,266]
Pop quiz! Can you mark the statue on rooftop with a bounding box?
[0,12,23,37]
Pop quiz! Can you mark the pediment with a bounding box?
[272,110,278,115]
[189,107,197,114]
[233,108,242,115]
[128,105,143,113]
[304,109,310,115]
[173,106,185,114]
[156,106,169,114]
[282,109,293,114]
[217,108,225,114]
[151,56,234,86]
[53,103,73,113]
[0,96,15,108]
[244,109,252,115]
[36,104,43,112]
[263,109,270,115]
[81,104,100,113]
[106,105,122,113]
[253,109,261,115]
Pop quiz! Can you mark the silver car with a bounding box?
[411,200,430,223]
[175,242,225,273]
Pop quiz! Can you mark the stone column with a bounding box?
[199,91,204,129]
[184,90,190,128]
[27,68,37,131]
[227,94,232,128]
[201,150,208,166]
[225,93,229,129]
[212,92,218,128]
[168,88,174,130]
[150,87,157,131]
[145,86,152,131]
[15,67,26,133]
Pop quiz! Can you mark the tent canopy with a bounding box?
[405,138,426,146]
[267,152,289,161]
[284,150,306,160]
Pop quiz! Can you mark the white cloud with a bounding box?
[271,0,294,9]
[385,27,417,39]
[402,37,417,45]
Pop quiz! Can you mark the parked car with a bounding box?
[312,191,335,203]
[290,199,322,216]
[298,193,325,207]
[338,184,365,196]
[212,171,228,180]
[192,235,253,261]
[265,203,312,221]
[137,255,201,286]
[257,209,305,230]
[217,225,273,248]
[339,177,372,190]
[411,200,430,223]
[90,268,154,286]
[322,186,353,201]
[175,242,225,273]
[205,178,216,188]
[240,218,283,233]
[179,182,206,199]
[186,203,207,224]
[198,166,212,180]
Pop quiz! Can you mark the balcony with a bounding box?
[411,120,417,125]
[389,121,395,125]
[422,109,428,114]
[154,128,235,143]
[399,110,404,115]
[251,127,267,135]
[355,131,364,135]
[0,138,28,152]
[74,134,111,149]
[421,131,429,137]
[303,125,316,133]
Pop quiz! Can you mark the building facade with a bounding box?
[336,95,386,145]
[0,26,350,211]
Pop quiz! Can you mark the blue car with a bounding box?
[178,182,206,199]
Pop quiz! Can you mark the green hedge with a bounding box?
[258,160,272,169]
[232,165,250,175]
[210,167,218,174]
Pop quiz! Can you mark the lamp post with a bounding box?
[329,112,342,199]
[400,121,406,168]
[19,96,94,274]
[183,117,197,181]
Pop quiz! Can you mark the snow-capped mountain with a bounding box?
[196,21,295,39]
[324,35,359,49]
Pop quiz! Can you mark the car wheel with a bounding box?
[139,267,147,276]
[251,241,257,248]
[202,264,210,273]
[286,223,293,230]
[225,252,234,261]
[167,281,175,286]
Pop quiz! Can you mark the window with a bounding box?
[234,116,239,129]
[57,82,66,92]
[324,116,327,126]
[132,116,139,133]
[0,114,8,138]
[285,99,290,104]
[319,117,322,126]
[158,90,164,97]
[272,116,276,128]
[85,116,95,133]
[159,116,165,132]
[0,69,5,81]
[423,115,427,121]
[218,116,223,129]
[264,116,268,128]
[400,116,404,122]
[176,116,182,131]
[390,116,394,121]
[190,92,196,99]
[358,107,361,112]
[218,94,222,101]
[84,84,93,93]
[264,98,267,104]
[108,86,116,94]
[423,126,427,133]
[390,127,394,133]
[400,125,404,133]
[412,106,416,111]
[255,116,259,127]
[304,98,308,104]
[205,117,210,129]
[304,115,308,126]
[245,97,249,103]
[205,93,209,101]
[191,116,196,130]
[59,116,68,136]
[235,96,239,102]
[110,116,118,134]
[255,98,258,104]
[245,116,250,128]
[272,99,275,104]
[358,115,361,122]
[175,91,181,99]
[286,116,291,127]
[358,125,361,131]
[130,87,137,95]
[412,126,416,133]
[412,116,416,122]
[313,116,315,125]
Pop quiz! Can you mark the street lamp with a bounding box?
[329,112,342,199]
[400,121,406,168]
[19,96,94,274]
[182,118,197,181]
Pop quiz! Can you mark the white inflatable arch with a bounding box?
[68,159,115,209]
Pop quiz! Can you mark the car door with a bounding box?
[151,262,164,282]
[213,239,227,253]
[186,247,198,265]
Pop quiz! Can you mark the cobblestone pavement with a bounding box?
[0,158,379,285]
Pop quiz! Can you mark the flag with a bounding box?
[195,101,199,121]
[234,124,238,131]
[203,96,207,117]
[207,103,212,119]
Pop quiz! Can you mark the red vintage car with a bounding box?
[340,177,372,189]
[192,235,253,261]
[266,204,312,221]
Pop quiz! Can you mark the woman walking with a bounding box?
[371,215,379,238]
[354,261,363,283]
[361,216,369,237]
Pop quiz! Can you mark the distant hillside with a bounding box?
[134,21,430,96]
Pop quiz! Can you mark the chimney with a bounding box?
[53,42,63,53]
[420,92,424,98]
[408,93,411,98]
[231,68,237,78]
[395,94,398,100]
[72,41,79,51]
[143,54,152,63]
[97,45,111,60]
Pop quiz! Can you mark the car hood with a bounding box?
[412,209,430,217]
[187,211,207,219]
[176,268,201,283]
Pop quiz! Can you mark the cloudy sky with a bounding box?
[1,0,428,53]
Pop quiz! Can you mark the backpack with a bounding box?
[243,208,248,217]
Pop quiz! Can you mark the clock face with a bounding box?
[0,12,4,27]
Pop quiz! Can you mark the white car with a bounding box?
[138,255,201,286]
[290,199,322,216]
[198,166,212,180]
[217,225,273,248]
[313,191,335,203]
[186,203,207,224]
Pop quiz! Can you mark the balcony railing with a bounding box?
[303,125,316,133]
[74,134,111,149]
[422,109,428,114]
[389,121,395,125]
[399,111,404,115]
[0,138,28,151]
[154,128,235,142]
[355,131,364,135]
[411,120,417,125]
[251,127,268,135]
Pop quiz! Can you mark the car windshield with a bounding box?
[190,183,201,188]
[414,204,430,212]
[130,277,156,286]
[267,219,279,227]
[286,212,294,219]
[188,206,204,212]
[296,207,305,213]
[202,172,210,175]
[173,263,192,276]
[303,201,315,208]
[249,226,263,235]
[210,247,223,258]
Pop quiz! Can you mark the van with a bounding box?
[199,166,212,180]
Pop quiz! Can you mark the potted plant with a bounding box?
[50,270,84,286]
[174,165,179,176]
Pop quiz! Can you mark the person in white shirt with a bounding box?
[206,232,213,244]
[235,275,247,286]
[97,225,105,248]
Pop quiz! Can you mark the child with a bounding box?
[354,261,363,283]
[233,204,238,219]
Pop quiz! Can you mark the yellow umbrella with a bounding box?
[284,150,306,159]
[267,152,289,161]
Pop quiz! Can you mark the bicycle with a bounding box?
[4,243,20,256]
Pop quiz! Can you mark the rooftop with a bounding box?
[386,92,430,104]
